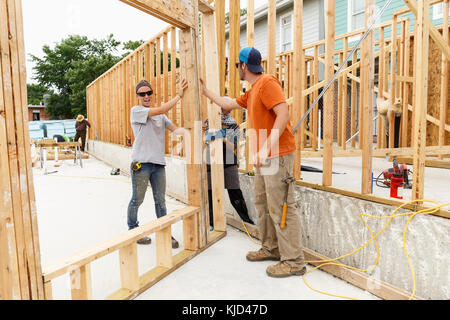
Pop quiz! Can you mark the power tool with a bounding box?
[205,129,226,145]
[381,159,411,188]
[375,158,412,199]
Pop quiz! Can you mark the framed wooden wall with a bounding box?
[0,0,44,300]
[2,0,224,300]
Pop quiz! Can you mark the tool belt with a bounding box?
[131,161,142,172]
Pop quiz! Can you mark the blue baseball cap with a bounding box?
[238,47,264,74]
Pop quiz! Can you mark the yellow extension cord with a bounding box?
[240,199,449,300]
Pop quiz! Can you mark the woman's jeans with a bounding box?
[127,163,167,230]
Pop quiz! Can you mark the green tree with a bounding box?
[224,8,247,24]
[120,40,179,76]
[45,94,72,120]
[30,34,122,119]
[151,46,180,76]
[27,83,53,105]
[122,40,145,57]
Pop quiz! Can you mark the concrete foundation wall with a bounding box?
[87,140,188,202]
[88,140,450,300]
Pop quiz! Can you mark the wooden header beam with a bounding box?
[119,0,195,29]
[198,0,214,13]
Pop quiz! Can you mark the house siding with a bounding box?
[335,0,446,47]
[225,0,448,55]
[225,0,321,58]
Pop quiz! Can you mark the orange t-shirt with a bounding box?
[236,74,296,158]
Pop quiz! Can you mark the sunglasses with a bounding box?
[235,61,242,68]
[137,90,153,97]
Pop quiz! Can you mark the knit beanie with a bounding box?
[135,80,152,93]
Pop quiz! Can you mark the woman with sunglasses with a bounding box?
[128,78,187,247]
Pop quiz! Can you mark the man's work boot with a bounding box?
[266,261,307,278]
[137,236,152,245]
[246,248,280,262]
[171,236,179,249]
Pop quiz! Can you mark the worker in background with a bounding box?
[53,134,68,142]
[203,111,254,231]
[127,79,187,247]
[200,47,306,278]
[75,114,91,152]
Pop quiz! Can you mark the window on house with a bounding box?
[33,110,40,121]
[348,0,365,32]
[280,14,293,52]
[432,3,450,20]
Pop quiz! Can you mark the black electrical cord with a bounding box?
[374,171,390,189]
[374,169,414,189]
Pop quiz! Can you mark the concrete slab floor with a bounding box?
[33,157,379,300]
[298,157,450,204]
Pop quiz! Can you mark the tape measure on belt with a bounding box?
[132,162,142,172]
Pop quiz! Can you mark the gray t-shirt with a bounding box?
[130,105,173,165]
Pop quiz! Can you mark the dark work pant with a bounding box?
[74,131,87,151]
[208,188,254,227]
[386,115,401,148]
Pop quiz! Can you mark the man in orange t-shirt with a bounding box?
[200,47,306,278]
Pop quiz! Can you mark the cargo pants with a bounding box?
[254,153,305,267]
